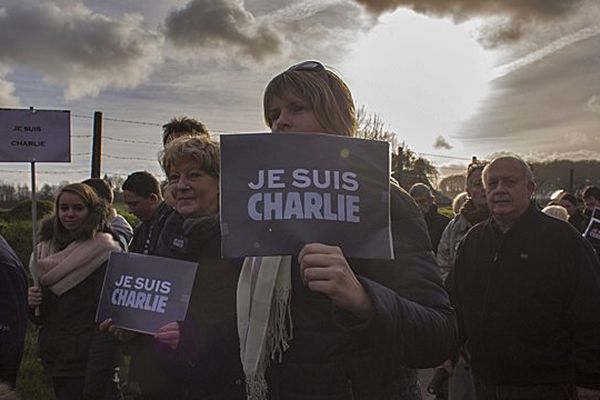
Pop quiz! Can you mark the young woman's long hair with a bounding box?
[39,183,112,250]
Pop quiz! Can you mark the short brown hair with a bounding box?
[162,116,209,146]
[159,136,220,179]
[263,62,356,136]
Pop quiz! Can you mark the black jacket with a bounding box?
[131,183,457,400]
[424,205,451,253]
[0,234,27,388]
[569,209,587,234]
[450,204,600,389]
[129,201,173,255]
[130,212,244,400]
[31,261,108,377]
[266,183,457,399]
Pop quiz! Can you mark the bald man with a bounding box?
[449,156,600,400]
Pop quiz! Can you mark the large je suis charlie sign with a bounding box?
[220,133,393,259]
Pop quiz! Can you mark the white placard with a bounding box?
[0,108,70,162]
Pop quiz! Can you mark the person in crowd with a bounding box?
[581,186,600,254]
[452,192,468,216]
[101,137,244,399]
[559,192,587,233]
[0,234,27,389]
[233,60,457,400]
[122,171,173,255]
[161,117,210,207]
[27,183,121,400]
[409,183,451,253]
[437,162,488,280]
[582,186,600,214]
[435,161,488,400]
[449,156,600,400]
[82,178,133,251]
[162,116,209,146]
[541,204,569,221]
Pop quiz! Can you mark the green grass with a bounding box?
[16,326,55,400]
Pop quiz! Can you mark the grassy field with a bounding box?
[16,327,54,399]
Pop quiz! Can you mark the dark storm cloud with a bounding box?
[0,0,163,100]
[456,33,600,156]
[352,0,585,46]
[433,136,453,150]
[164,0,284,61]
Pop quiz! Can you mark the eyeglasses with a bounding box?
[286,60,326,73]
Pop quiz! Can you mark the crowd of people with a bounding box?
[0,61,599,400]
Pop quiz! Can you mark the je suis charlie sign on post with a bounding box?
[220,133,393,259]
[0,108,70,162]
[96,252,198,335]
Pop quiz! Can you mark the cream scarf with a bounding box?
[237,256,292,400]
[30,232,121,296]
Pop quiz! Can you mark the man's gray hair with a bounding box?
[482,155,535,185]
[409,182,433,198]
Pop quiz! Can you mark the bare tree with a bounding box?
[355,105,398,147]
[356,105,439,190]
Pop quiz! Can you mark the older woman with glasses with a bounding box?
[236,61,458,400]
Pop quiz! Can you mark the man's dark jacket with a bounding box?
[129,201,173,254]
[569,209,587,234]
[424,205,451,253]
[450,204,600,389]
[0,234,27,388]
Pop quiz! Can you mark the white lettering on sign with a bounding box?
[111,275,172,313]
[246,169,360,223]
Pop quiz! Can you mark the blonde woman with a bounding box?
[236,61,457,400]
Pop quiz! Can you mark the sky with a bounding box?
[0,0,599,184]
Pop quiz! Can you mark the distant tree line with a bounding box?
[0,174,126,208]
[439,160,600,201]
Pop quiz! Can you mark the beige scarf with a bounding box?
[30,232,121,296]
[237,256,292,400]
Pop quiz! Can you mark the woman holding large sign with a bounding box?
[27,183,121,400]
[234,61,458,399]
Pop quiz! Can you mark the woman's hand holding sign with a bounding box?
[98,318,138,342]
[299,243,374,319]
[155,322,180,350]
[99,318,180,349]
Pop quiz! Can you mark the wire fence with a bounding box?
[0,112,473,181]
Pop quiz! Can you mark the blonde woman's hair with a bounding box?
[263,63,357,136]
[452,192,469,216]
[159,136,220,178]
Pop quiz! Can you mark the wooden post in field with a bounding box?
[569,168,574,193]
[91,111,103,178]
